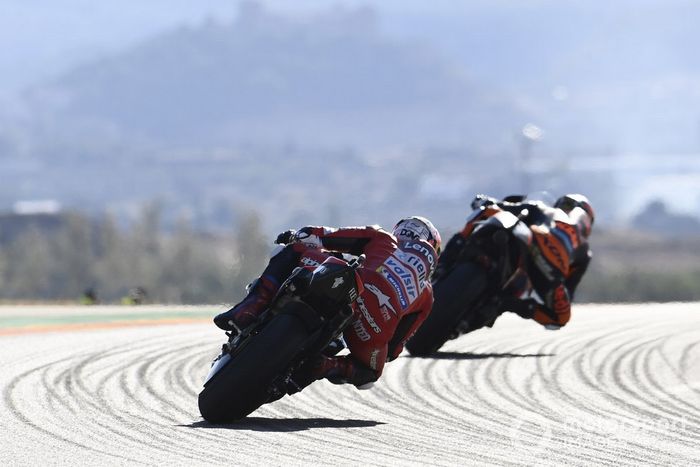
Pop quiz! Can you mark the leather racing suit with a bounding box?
[438,197,591,328]
[243,225,437,387]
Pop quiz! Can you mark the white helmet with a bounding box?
[554,193,595,239]
[392,216,442,254]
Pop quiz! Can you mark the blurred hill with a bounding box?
[1,1,700,233]
[22,4,523,147]
[2,0,699,152]
[0,4,531,232]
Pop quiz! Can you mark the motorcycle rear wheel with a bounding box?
[198,303,314,423]
[406,262,487,356]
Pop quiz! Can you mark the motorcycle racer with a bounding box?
[214,217,441,388]
[436,193,593,329]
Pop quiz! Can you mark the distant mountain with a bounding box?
[3,2,699,230]
[25,4,525,148]
[0,3,535,233]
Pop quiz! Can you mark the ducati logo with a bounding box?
[332,277,345,289]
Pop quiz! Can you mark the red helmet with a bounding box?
[555,194,595,238]
[392,216,442,254]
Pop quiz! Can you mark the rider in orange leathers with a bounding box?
[435,194,594,328]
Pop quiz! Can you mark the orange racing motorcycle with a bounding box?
[405,197,546,356]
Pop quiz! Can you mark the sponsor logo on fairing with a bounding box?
[394,250,427,282]
[410,243,435,266]
[352,319,371,341]
[356,296,381,334]
[369,349,380,370]
[398,228,420,240]
[380,307,392,322]
[300,256,320,267]
[540,235,566,271]
[379,267,408,308]
[332,277,345,289]
[385,256,418,300]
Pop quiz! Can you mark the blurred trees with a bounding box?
[631,200,700,236]
[2,206,700,304]
[579,270,700,303]
[231,210,270,295]
[574,229,700,303]
[0,207,270,304]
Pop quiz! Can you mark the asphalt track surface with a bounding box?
[1,303,698,466]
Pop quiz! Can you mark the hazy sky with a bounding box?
[1,0,238,94]
[0,0,652,93]
[3,1,378,94]
[1,0,695,96]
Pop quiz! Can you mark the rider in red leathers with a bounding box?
[214,217,441,388]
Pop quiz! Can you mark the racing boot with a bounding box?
[213,276,278,331]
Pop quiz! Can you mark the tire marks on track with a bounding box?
[2,305,699,465]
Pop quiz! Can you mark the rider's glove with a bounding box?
[275,229,296,244]
[292,227,323,248]
[275,227,323,248]
[471,194,497,210]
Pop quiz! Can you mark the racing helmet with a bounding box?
[392,216,442,254]
[554,194,595,238]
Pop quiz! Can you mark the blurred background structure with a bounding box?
[1,0,699,303]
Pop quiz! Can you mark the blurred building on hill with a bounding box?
[632,199,700,237]
[0,200,64,244]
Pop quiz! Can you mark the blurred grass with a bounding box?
[0,306,213,330]
[576,229,700,303]
[2,218,698,305]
